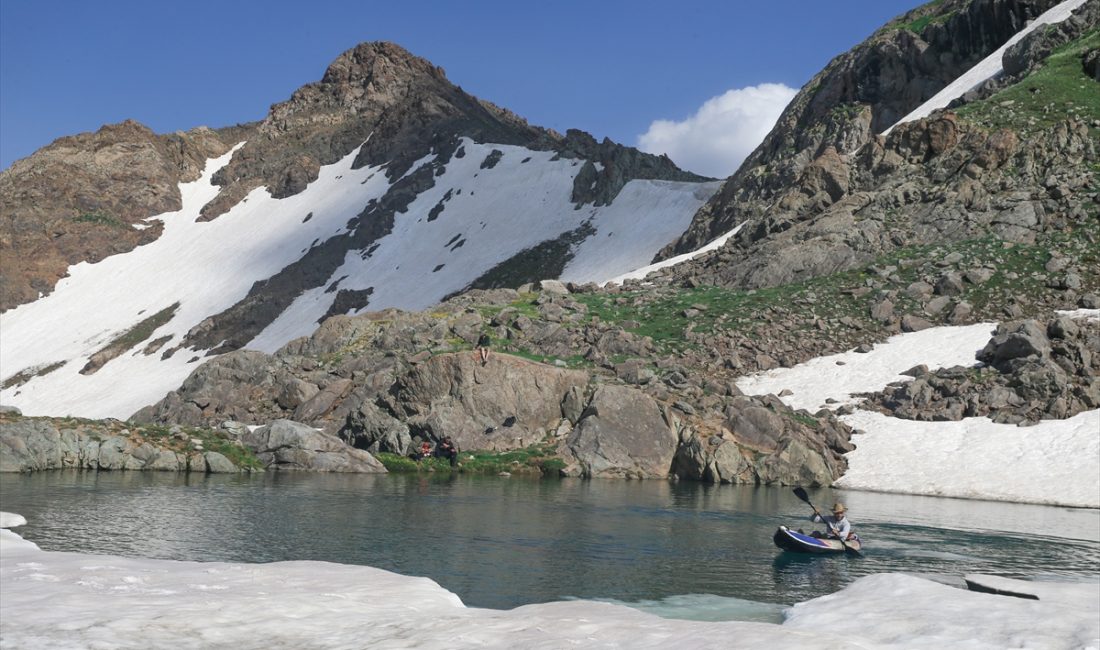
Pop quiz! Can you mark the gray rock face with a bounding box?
[665,0,1064,258]
[132,350,277,425]
[389,353,589,452]
[239,419,385,472]
[562,385,677,479]
[130,291,869,486]
[342,401,411,455]
[1,419,65,472]
[671,395,852,487]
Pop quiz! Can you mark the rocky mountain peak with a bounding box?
[265,41,453,133]
[199,41,550,219]
[320,41,448,90]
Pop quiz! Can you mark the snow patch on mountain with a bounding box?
[0,141,717,418]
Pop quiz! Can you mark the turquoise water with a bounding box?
[2,471,1097,618]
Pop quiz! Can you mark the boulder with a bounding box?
[240,419,386,472]
[388,353,588,451]
[294,378,353,421]
[563,384,677,479]
[203,451,239,473]
[132,349,277,425]
[277,377,320,410]
[977,320,1051,372]
[539,280,570,295]
[340,400,411,454]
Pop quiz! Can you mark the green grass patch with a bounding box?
[73,212,127,228]
[788,412,820,429]
[476,293,541,322]
[135,423,264,471]
[375,443,564,476]
[903,10,952,35]
[883,0,950,35]
[111,303,180,352]
[957,29,1100,134]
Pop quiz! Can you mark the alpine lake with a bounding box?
[2,470,1098,622]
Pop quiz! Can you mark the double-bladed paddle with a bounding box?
[792,486,863,557]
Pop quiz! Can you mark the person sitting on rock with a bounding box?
[417,440,432,460]
[434,436,459,467]
[810,502,852,540]
[476,333,491,365]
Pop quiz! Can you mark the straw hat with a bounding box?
[831,502,847,514]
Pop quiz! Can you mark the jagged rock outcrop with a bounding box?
[198,42,704,222]
[671,394,853,486]
[664,0,1067,258]
[133,290,854,483]
[0,122,242,311]
[998,1,1100,82]
[667,106,1097,291]
[131,349,281,425]
[869,315,1100,423]
[239,419,385,472]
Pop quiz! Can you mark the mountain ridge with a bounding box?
[661,0,1071,260]
[0,41,703,315]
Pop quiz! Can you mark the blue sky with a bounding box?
[0,0,919,175]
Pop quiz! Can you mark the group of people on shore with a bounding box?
[411,436,459,467]
[403,333,488,467]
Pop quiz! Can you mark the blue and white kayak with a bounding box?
[773,525,862,554]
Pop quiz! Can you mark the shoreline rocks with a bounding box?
[0,417,239,474]
[0,414,387,474]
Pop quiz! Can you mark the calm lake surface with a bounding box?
[2,471,1098,620]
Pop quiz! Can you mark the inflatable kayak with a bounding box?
[773,525,862,554]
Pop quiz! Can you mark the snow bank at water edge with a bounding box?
[1,515,1096,650]
[837,409,1100,507]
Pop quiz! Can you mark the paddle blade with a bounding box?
[792,487,810,503]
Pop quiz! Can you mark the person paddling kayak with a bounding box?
[780,488,863,556]
[810,502,852,541]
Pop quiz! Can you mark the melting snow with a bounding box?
[884,0,1088,134]
[1,519,1096,649]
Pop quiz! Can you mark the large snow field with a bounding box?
[1,514,1096,650]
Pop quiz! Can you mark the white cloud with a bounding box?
[637,83,797,179]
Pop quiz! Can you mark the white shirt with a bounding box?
[811,512,851,539]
